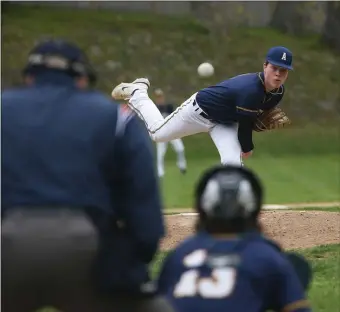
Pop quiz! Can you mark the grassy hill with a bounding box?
[2,3,340,126]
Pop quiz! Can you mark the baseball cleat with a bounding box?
[111,78,150,100]
[131,78,150,90]
[111,83,138,100]
[180,168,187,175]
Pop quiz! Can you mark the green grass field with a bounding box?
[293,244,340,312]
[155,102,339,210]
[156,125,339,208]
[160,152,339,208]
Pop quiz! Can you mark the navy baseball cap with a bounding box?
[23,39,97,83]
[266,46,293,70]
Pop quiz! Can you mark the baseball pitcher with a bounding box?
[111,46,292,166]
[154,88,187,178]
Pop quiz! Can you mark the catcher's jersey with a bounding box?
[157,232,310,312]
[196,72,284,125]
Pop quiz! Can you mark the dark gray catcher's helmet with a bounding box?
[195,165,263,221]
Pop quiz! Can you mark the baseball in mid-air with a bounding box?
[197,62,214,77]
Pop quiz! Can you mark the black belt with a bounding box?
[193,100,209,119]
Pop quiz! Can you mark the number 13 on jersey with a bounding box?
[173,249,237,299]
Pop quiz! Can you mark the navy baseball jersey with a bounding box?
[157,232,310,312]
[196,72,284,152]
[157,103,175,118]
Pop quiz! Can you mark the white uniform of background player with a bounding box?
[153,88,187,178]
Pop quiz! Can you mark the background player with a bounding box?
[111,46,293,166]
[156,165,312,312]
[154,88,187,178]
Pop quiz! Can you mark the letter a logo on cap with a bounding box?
[281,52,287,61]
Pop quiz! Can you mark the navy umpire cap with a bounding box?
[23,39,97,83]
[195,166,263,220]
[266,46,293,70]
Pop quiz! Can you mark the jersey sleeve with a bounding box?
[237,115,254,153]
[269,254,311,312]
[235,90,257,152]
[235,90,261,118]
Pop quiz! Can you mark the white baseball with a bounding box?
[197,62,214,77]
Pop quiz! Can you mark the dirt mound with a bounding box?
[161,210,340,250]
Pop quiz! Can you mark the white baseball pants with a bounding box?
[129,91,242,166]
[156,139,187,177]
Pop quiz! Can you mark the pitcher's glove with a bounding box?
[253,107,291,132]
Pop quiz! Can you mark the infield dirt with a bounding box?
[161,210,340,250]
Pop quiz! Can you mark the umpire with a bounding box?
[1,39,173,312]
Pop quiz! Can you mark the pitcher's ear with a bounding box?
[263,62,268,72]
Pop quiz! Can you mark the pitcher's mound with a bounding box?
[161,210,340,250]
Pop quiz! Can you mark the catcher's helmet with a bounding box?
[23,39,96,84]
[195,165,263,221]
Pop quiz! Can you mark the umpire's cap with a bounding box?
[195,165,263,220]
[23,39,96,84]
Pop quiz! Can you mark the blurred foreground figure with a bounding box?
[153,88,187,178]
[156,165,312,312]
[2,39,173,312]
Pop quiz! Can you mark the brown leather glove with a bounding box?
[253,107,291,132]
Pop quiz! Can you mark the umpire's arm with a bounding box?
[116,109,165,263]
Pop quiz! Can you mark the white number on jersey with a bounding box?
[173,249,237,299]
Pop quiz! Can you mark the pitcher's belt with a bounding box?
[192,99,209,119]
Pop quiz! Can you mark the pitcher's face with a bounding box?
[263,63,289,91]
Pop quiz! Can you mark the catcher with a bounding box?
[111,46,292,166]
